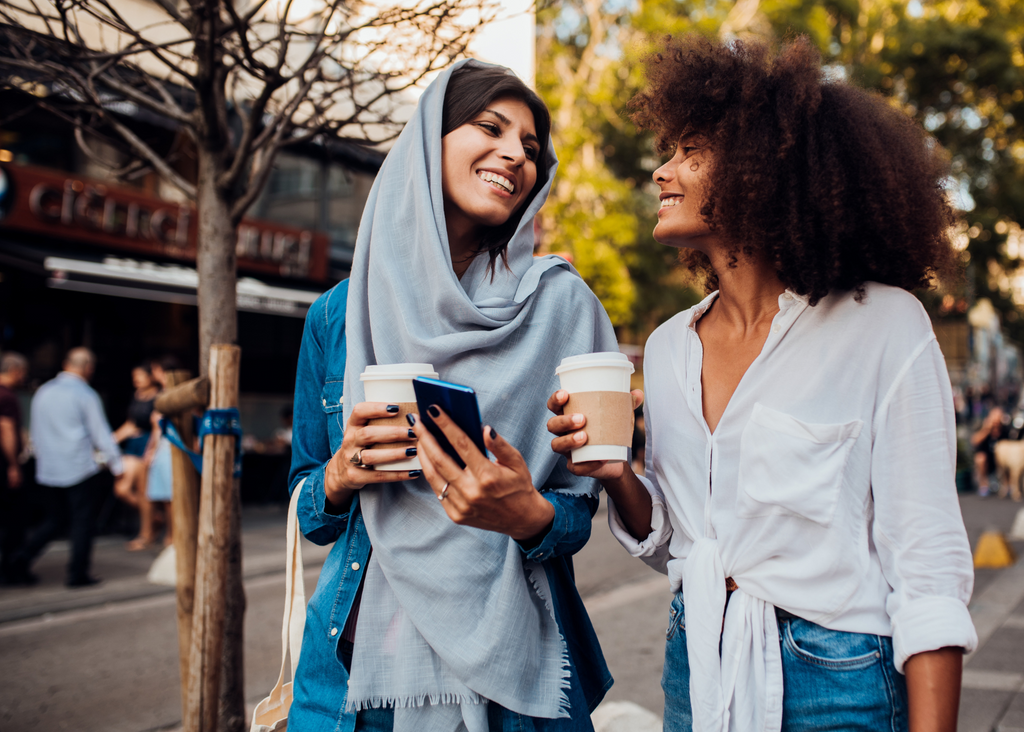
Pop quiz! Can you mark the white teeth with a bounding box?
[660,196,683,208]
[477,171,514,194]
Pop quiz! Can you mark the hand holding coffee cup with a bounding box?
[553,353,636,463]
[359,364,439,471]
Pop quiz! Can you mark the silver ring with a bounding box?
[438,481,450,501]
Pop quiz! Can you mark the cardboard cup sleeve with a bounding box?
[564,391,635,447]
[367,401,418,450]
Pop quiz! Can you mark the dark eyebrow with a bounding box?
[482,108,540,146]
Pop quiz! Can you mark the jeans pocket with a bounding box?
[666,592,686,641]
[782,618,882,670]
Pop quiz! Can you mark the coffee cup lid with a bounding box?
[360,363,438,381]
[555,351,634,375]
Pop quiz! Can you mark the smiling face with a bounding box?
[440,96,541,249]
[652,137,719,252]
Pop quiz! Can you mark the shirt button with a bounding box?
[351,562,360,571]
[322,398,327,406]
[782,292,793,301]
[772,324,780,333]
[330,627,338,636]
[339,397,344,404]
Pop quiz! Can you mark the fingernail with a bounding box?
[572,414,584,426]
[406,447,417,457]
[408,429,416,439]
[575,432,586,443]
[409,470,422,478]
[406,413,416,426]
[558,390,567,400]
[428,405,440,418]
[489,427,498,440]
[387,404,400,414]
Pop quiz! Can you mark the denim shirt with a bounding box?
[288,280,613,732]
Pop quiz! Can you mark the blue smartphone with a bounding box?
[412,376,487,469]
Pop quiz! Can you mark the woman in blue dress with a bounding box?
[288,60,616,732]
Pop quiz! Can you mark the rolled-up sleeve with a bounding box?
[871,335,977,671]
[519,492,599,562]
[607,398,672,574]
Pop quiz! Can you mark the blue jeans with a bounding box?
[662,593,908,732]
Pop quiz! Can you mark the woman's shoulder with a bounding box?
[816,283,936,357]
[306,279,351,334]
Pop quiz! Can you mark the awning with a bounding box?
[42,255,322,318]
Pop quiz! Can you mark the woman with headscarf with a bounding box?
[548,36,976,732]
[288,60,615,732]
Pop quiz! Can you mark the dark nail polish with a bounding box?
[405,447,418,457]
[387,404,400,414]
[406,413,416,426]
[489,427,498,440]
[428,405,441,418]
[409,470,422,478]
[408,429,416,439]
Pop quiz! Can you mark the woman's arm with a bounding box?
[904,648,962,732]
[870,336,976,729]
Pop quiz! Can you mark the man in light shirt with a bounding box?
[17,348,123,587]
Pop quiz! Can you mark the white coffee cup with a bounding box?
[556,352,635,463]
[360,363,438,471]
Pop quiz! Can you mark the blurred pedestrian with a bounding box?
[16,348,123,587]
[0,352,30,585]
[972,407,1005,497]
[144,407,173,546]
[550,35,975,732]
[111,364,158,549]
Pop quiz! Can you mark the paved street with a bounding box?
[0,495,1022,731]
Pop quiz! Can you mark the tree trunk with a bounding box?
[196,149,238,380]
[194,147,245,732]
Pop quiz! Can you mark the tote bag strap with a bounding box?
[265,481,307,704]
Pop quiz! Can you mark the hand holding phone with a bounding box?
[412,377,486,469]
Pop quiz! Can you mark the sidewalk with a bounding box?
[959,494,1024,732]
[2,496,1024,732]
[0,505,332,625]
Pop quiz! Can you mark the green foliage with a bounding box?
[537,0,1024,341]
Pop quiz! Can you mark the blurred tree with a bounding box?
[537,0,1024,341]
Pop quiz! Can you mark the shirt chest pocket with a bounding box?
[736,403,862,527]
[321,380,345,454]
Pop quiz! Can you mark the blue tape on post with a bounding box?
[160,417,204,473]
[199,408,244,478]
[160,407,244,477]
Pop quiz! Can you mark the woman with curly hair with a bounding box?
[548,35,976,732]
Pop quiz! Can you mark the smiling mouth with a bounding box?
[478,171,514,194]
[660,195,684,208]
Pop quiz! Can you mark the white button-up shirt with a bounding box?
[610,283,977,732]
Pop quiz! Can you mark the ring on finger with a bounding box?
[349,448,368,468]
[439,481,450,501]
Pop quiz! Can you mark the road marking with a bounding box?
[1002,615,1024,630]
[961,669,1024,692]
[967,556,1024,664]
[584,575,669,614]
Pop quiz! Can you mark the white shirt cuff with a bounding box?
[607,477,672,562]
[890,595,978,673]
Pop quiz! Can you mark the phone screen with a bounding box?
[412,376,486,468]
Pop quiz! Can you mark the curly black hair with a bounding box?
[629,35,959,303]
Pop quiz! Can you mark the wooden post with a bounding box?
[185,345,241,732]
[164,369,203,722]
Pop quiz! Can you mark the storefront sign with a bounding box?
[0,163,328,281]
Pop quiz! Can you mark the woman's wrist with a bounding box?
[324,453,358,514]
[509,491,556,544]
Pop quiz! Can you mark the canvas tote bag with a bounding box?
[250,484,306,731]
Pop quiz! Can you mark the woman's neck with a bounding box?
[445,205,482,279]
[705,248,787,333]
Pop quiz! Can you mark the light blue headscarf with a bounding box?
[343,59,618,732]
